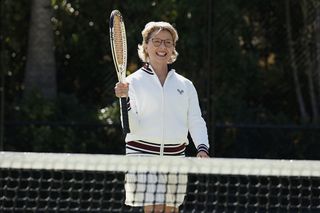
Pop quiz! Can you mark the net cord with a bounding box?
[1,151,319,177]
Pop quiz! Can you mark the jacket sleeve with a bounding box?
[187,82,210,155]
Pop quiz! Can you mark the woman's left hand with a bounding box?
[197,151,209,158]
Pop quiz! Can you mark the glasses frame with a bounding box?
[150,38,174,48]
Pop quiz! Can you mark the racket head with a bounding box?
[109,10,127,82]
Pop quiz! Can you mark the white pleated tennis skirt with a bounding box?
[125,140,188,207]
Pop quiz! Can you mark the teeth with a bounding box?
[156,52,166,56]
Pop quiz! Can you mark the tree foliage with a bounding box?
[1,0,319,158]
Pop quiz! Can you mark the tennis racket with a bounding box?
[109,10,130,134]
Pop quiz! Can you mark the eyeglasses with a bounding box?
[150,38,174,48]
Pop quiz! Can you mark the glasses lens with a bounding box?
[164,40,173,47]
[151,38,173,47]
[152,38,162,47]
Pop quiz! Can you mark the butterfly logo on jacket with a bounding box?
[177,89,184,95]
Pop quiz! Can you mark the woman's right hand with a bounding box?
[114,82,129,98]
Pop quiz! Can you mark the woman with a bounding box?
[115,21,210,213]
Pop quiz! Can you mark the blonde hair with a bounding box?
[138,21,179,64]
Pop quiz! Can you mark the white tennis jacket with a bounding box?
[124,64,209,154]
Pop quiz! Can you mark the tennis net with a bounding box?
[0,152,319,212]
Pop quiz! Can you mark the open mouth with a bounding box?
[156,51,167,57]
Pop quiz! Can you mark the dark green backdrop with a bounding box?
[1,0,320,159]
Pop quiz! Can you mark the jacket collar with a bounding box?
[141,63,174,75]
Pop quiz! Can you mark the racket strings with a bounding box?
[113,16,125,66]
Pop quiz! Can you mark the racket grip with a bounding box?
[120,97,130,134]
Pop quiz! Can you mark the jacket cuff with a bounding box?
[197,144,209,155]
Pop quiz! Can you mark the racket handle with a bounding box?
[120,97,130,134]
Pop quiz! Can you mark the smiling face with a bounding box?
[145,29,175,65]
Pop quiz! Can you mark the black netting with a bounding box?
[1,168,319,213]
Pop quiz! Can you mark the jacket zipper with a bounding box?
[160,80,165,156]
[151,66,170,156]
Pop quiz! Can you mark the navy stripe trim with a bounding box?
[126,140,186,155]
[197,144,209,155]
[143,63,174,73]
[127,97,131,111]
[137,140,184,147]
[126,147,185,156]
[126,146,185,156]
[141,67,154,75]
